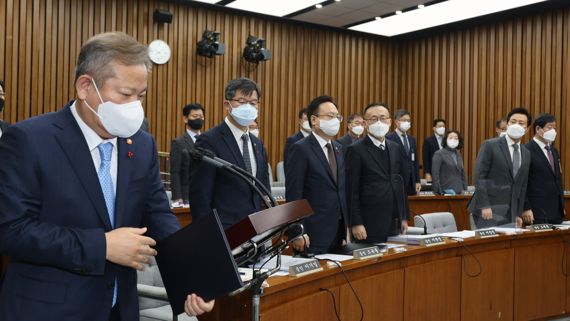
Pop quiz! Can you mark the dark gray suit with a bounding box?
[336,133,356,157]
[0,120,9,133]
[169,132,195,201]
[431,148,467,195]
[468,136,531,228]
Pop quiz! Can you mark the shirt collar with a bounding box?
[368,134,385,148]
[186,128,200,140]
[300,129,310,137]
[225,117,249,141]
[533,136,548,149]
[70,101,117,152]
[395,128,406,136]
[312,131,330,148]
[505,134,518,147]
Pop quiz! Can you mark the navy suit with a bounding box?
[285,134,348,254]
[524,139,564,224]
[0,103,180,321]
[386,131,420,195]
[283,131,304,170]
[346,136,409,242]
[423,135,441,176]
[189,121,270,229]
[336,133,356,157]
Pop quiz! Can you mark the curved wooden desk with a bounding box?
[201,230,570,321]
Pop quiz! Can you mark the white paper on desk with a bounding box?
[250,255,316,274]
[377,242,408,249]
[315,254,353,262]
[439,230,476,239]
[490,227,528,235]
[561,221,570,226]
[554,224,570,230]
[387,234,435,245]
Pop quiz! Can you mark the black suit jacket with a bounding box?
[422,135,441,175]
[0,120,9,133]
[189,121,270,229]
[283,131,304,170]
[285,134,348,254]
[524,139,564,224]
[386,131,420,195]
[336,133,354,157]
[345,136,409,242]
[169,132,195,201]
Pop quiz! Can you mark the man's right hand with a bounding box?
[292,234,310,252]
[351,225,367,240]
[105,227,157,271]
[481,208,493,220]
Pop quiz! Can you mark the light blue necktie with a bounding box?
[97,142,117,306]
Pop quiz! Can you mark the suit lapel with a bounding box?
[365,136,387,173]
[220,122,247,169]
[498,137,514,180]
[114,138,134,228]
[54,107,113,230]
[530,140,555,176]
[308,134,336,185]
[250,135,265,180]
[182,133,195,151]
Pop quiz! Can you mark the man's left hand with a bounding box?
[415,183,422,194]
[401,220,408,234]
[185,294,214,317]
[521,210,534,225]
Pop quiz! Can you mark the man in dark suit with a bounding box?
[386,109,421,195]
[0,80,9,137]
[0,32,212,321]
[336,113,364,156]
[189,78,270,229]
[422,118,446,180]
[468,107,534,228]
[170,103,204,207]
[346,103,409,243]
[283,107,310,171]
[524,113,564,224]
[285,95,348,254]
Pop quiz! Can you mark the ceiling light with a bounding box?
[350,0,547,37]
[418,4,425,9]
[395,10,403,15]
[375,16,382,20]
[316,4,323,8]
[227,0,325,17]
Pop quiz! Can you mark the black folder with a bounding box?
[155,210,243,315]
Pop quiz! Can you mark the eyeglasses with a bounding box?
[316,113,343,122]
[364,116,390,124]
[229,98,260,107]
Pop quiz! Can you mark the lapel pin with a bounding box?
[127,151,134,158]
[126,138,133,145]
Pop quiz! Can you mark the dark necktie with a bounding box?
[241,133,253,174]
[545,145,555,172]
[379,143,385,151]
[326,143,337,182]
[512,144,520,177]
[402,134,410,154]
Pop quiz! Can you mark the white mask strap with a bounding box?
[90,77,105,104]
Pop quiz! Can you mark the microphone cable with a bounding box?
[447,236,483,277]
[319,258,364,321]
[319,287,342,321]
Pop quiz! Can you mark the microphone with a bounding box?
[189,147,278,208]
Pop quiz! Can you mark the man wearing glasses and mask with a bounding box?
[189,78,270,229]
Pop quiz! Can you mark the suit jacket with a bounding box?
[468,136,531,226]
[285,134,348,254]
[188,121,270,229]
[345,136,409,242]
[0,120,9,133]
[283,131,304,170]
[524,140,564,224]
[170,132,195,201]
[422,135,441,175]
[336,133,355,157]
[431,148,467,195]
[386,131,420,195]
[0,102,180,321]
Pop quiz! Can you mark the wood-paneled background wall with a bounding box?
[1,0,569,187]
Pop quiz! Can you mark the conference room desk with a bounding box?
[202,230,570,321]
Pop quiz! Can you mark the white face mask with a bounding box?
[543,129,557,142]
[351,125,364,136]
[301,120,312,132]
[446,139,459,149]
[85,78,145,138]
[435,127,445,136]
[507,123,526,140]
[368,121,390,138]
[249,129,259,137]
[230,103,258,127]
[399,121,411,132]
[319,118,340,137]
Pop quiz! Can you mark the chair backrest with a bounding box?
[267,162,274,183]
[276,161,285,182]
[414,212,457,234]
[469,213,477,230]
[137,257,167,310]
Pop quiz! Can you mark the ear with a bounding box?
[75,75,92,101]
[310,115,318,127]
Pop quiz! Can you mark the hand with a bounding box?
[521,210,534,225]
[401,220,408,234]
[425,174,432,181]
[415,183,422,194]
[516,217,523,228]
[185,294,214,316]
[481,208,493,220]
[351,225,367,240]
[105,227,157,271]
[292,234,310,251]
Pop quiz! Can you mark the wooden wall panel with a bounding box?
[0,1,569,187]
[397,8,570,187]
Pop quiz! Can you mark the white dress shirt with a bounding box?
[186,129,200,143]
[225,117,257,176]
[70,101,118,191]
[368,134,386,149]
[312,131,333,162]
[505,135,521,168]
[395,128,409,147]
[532,136,551,161]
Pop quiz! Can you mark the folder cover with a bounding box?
[155,210,243,315]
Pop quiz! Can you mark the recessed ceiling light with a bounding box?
[316,3,323,8]
[375,16,382,20]
[226,0,325,17]
[418,4,425,9]
[335,0,342,2]
[395,10,403,15]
